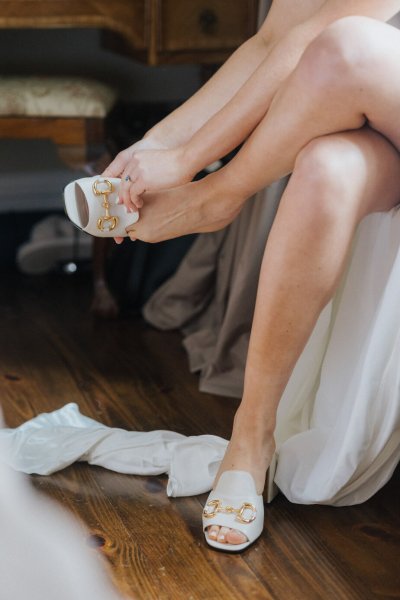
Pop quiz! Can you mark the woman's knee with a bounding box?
[298,16,382,93]
[290,137,363,222]
[294,128,400,218]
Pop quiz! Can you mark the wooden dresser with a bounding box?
[0,0,258,64]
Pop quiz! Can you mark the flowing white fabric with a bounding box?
[0,403,228,497]
[274,208,400,505]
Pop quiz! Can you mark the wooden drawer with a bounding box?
[150,0,258,64]
[0,0,257,66]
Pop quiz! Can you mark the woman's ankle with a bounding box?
[215,435,275,494]
[232,405,276,442]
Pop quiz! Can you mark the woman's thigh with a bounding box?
[307,17,400,151]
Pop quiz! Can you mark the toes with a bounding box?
[207,525,219,540]
[207,525,247,546]
[226,529,248,545]
[217,526,230,543]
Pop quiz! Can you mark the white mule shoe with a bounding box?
[202,471,264,552]
[64,176,139,238]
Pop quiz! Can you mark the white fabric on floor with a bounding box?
[1,209,400,507]
[0,402,228,497]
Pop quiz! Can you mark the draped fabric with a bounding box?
[143,180,285,398]
[274,209,400,504]
[0,403,228,498]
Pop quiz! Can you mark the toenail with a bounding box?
[219,535,225,540]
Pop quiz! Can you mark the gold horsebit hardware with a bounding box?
[93,179,119,233]
[203,499,257,524]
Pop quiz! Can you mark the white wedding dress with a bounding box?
[274,208,400,505]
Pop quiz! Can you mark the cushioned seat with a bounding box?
[0,76,117,154]
[0,76,116,118]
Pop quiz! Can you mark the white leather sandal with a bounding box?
[64,176,139,238]
[202,470,265,552]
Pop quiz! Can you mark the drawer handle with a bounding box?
[198,9,218,35]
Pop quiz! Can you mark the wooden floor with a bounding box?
[1,272,399,600]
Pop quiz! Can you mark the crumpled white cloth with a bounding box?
[0,403,228,497]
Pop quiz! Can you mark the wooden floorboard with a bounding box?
[0,272,399,600]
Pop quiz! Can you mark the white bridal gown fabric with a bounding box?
[274,208,400,505]
[0,208,399,507]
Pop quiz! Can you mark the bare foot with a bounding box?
[125,173,244,244]
[206,418,275,546]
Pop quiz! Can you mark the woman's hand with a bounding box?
[118,146,196,212]
[102,138,196,212]
[102,136,166,177]
[102,138,166,208]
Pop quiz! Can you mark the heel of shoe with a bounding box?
[264,454,279,503]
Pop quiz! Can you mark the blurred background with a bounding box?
[0,1,257,316]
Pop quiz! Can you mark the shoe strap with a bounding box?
[216,470,259,495]
[65,177,139,238]
[202,481,264,540]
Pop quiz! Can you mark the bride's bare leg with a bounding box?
[216,16,400,200]
[128,17,400,245]
[207,127,400,545]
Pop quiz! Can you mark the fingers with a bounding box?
[117,175,136,211]
[118,172,146,212]
[102,148,130,178]
[102,148,146,211]
[113,232,137,243]
[129,179,145,209]
[126,228,137,242]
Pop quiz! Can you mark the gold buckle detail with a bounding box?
[93,179,119,232]
[203,499,256,524]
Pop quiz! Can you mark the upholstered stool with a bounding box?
[0,76,117,158]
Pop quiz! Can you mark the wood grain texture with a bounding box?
[0,0,257,65]
[157,0,256,51]
[0,0,147,49]
[0,116,104,148]
[0,273,399,600]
